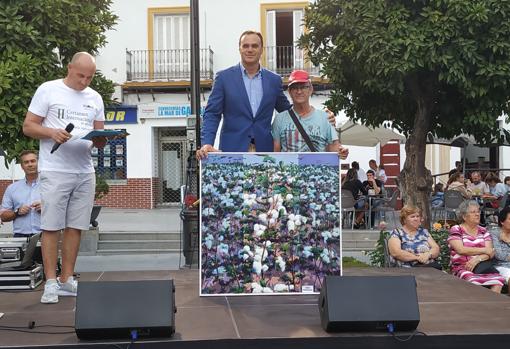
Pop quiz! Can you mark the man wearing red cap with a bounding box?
[272,70,347,157]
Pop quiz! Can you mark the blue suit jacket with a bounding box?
[201,64,290,152]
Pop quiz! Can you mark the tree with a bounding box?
[0,0,117,163]
[301,0,510,226]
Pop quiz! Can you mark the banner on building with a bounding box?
[138,104,205,119]
[105,106,138,124]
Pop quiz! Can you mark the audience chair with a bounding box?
[443,190,465,224]
[341,189,357,229]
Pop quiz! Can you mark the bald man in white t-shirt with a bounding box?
[23,52,107,304]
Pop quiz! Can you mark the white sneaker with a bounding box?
[41,279,59,304]
[57,276,78,296]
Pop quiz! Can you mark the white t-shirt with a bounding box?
[28,79,105,174]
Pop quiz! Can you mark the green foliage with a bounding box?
[342,256,369,268]
[301,0,510,143]
[0,0,118,162]
[430,228,451,272]
[367,230,390,267]
[95,175,110,200]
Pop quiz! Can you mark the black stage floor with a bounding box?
[1,267,510,348]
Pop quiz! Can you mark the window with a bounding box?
[261,2,317,76]
[148,7,190,79]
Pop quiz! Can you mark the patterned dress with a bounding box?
[448,225,505,286]
[389,227,433,267]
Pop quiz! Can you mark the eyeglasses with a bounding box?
[289,85,311,91]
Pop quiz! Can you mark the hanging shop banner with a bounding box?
[138,104,205,119]
[105,106,138,124]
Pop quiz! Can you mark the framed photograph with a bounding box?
[103,157,111,168]
[116,144,124,155]
[200,153,341,296]
[115,159,123,167]
[92,158,98,168]
[103,145,111,155]
[91,147,98,156]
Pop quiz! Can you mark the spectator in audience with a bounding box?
[504,176,510,193]
[484,172,507,204]
[446,172,472,199]
[490,206,510,284]
[448,200,504,293]
[467,171,490,196]
[368,159,387,184]
[388,205,441,269]
[362,169,384,227]
[341,168,366,227]
[430,183,445,208]
[448,160,463,178]
[351,161,367,182]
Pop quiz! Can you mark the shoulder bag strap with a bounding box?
[287,107,317,152]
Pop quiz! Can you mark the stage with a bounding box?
[1,267,510,348]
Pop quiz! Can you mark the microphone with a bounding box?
[50,123,74,154]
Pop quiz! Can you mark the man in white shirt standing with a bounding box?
[23,52,107,304]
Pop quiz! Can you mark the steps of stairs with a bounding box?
[96,248,183,255]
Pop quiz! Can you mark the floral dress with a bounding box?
[448,225,505,286]
[389,227,432,267]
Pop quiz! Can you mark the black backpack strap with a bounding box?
[287,108,317,152]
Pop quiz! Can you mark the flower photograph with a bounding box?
[200,153,341,295]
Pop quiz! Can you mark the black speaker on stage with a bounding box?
[75,280,176,340]
[318,275,419,332]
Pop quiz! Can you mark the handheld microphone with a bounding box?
[50,123,74,154]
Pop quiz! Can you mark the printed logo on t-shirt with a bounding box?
[57,108,65,119]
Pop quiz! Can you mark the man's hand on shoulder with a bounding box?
[325,108,336,127]
[196,144,220,160]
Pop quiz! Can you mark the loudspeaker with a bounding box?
[75,280,176,340]
[319,275,419,332]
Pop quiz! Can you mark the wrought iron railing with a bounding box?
[126,48,214,81]
[264,45,320,76]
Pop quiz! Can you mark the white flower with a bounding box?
[276,256,286,271]
[286,194,294,201]
[253,224,267,237]
[303,246,313,258]
[251,282,263,293]
[274,284,294,292]
[261,265,269,273]
[321,248,331,264]
[204,233,214,250]
[287,220,296,231]
[222,218,230,230]
[321,231,332,243]
[258,213,268,224]
[262,287,273,293]
[218,243,229,256]
[203,208,215,216]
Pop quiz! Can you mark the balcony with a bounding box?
[264,46,320,77]
[126,48,214,82]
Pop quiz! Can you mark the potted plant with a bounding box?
[90,175,109,227]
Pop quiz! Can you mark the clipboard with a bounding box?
[81,130,129,141]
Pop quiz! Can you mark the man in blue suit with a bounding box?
[198,30,289,157]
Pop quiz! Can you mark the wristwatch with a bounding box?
[14,209,20,218]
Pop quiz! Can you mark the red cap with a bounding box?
[288,70,310,86]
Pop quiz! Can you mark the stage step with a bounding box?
[98,239,182,250]
[99,231,180,241]
[97,248,182,255]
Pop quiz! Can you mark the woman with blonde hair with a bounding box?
[388,205,441,269]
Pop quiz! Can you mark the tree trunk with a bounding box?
[399,98,433,228]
